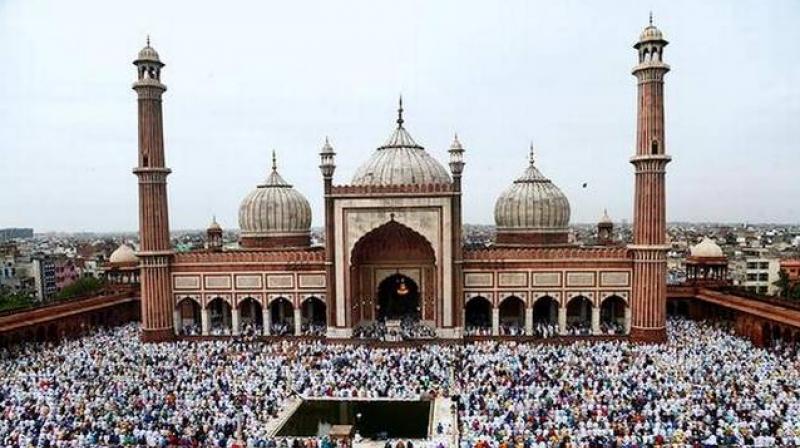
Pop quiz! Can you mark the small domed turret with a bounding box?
[109,243,138,265]
[207,216,223,252]
[689,237,724,258]
[136,37,162,64]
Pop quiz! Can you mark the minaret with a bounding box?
[132,38,174,342]
[319,137,336,333]
[629,16,671,343]
[448,133,465,332]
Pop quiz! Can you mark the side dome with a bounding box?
[351,99,451,186]
[690,237,724,258]
[109,244,138,265]
[494,145,571,246]
[238,152,312,249]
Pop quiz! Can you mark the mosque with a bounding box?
[131,19,672,343]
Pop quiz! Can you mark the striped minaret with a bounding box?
[132,38,175,342]
[629,16,671,343]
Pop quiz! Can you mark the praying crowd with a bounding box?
[1,319,799,447]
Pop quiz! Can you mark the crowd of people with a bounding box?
[352,317,436,341]
[1,319,799,447]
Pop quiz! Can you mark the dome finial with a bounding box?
[649,11,653,26]
[146,34,151,47]
[272,150,277,171]
[529,141,535,165]
[397,95,404,128]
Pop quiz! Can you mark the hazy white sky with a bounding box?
[1,0,798,232]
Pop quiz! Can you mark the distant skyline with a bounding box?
[1,0,798,232]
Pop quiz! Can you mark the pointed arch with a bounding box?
[176,297,202,335]
[600,295,626,334]
[465,295,491,334]
[566,295,592,335]
[350,220,436,264]
[269,297,294,335]
[498,295,524,334]
[206,296,233,335]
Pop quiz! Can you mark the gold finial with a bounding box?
[272,150,277,171]
[529,141,535,164]
[397,95,404,128]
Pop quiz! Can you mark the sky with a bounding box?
[1,0,798,232]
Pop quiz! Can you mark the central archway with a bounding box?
[377,274,420,320]
[349,220,436,326]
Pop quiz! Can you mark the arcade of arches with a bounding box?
[173,295,326,336]
[464,294,630,336]
[349,220,436,326]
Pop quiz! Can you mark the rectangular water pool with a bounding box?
[276,399,431,439]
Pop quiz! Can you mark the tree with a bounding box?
[55,277,105,300]
[0,285,33,312]
[774,269,791,298]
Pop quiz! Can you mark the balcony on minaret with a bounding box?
[633,20,669,70]
[133,38,166,91]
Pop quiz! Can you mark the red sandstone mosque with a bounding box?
[133,20,672,343]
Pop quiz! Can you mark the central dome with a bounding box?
[351,100,451,186]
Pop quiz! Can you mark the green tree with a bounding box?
[0,285,33,312]
[774,269,791,298]
[55,277,105,300]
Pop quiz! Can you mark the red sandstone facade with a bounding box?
[132,21,674,343]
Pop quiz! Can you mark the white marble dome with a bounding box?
[238,154,311,237]
[351,102,451,186]
[136,40,161,63]
[690,237,724,258]
[639,24,664,43]
[109,244,138,264]
[494,147,571,231]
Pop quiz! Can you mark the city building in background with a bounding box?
[0,228,33,242]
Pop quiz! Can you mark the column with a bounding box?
[262,304,271,336]
[558,305,567,335]
[231,306,240,336]
[524,307,533,335]
[173,308,181,335]
[491,307,499,336]
[201,308,210,336]
[624,305,632,334]
[591,305,600,335]
[294,307,302,336]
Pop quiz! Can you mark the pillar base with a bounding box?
[140,328,176,343]
[629,326,667,344]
